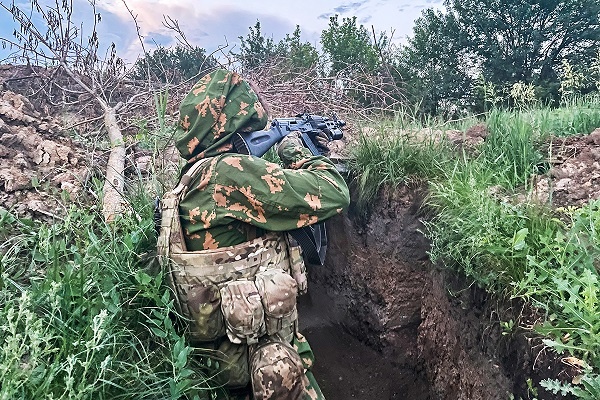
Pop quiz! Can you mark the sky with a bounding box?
[0,0,444,64]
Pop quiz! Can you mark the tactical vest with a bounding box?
[157,157,308,347]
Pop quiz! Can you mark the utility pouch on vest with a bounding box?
[214,340,250,389]
[184,281,225,342]
[255,268,298,336]
[250,338,306,400]
[220,280,265,344]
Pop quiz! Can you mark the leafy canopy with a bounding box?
[320,15,379,76]
[400,0,600,115]
[237,21,318,72]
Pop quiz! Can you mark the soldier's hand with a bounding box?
[314,131,330,156]
[277,132,303,160]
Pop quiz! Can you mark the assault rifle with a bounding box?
[232,113,345,157]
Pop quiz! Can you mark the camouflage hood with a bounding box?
[175,69,268,163]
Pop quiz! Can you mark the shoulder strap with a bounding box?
[157,157,213,259]
[172,157,213,197]
[288,223,327,266]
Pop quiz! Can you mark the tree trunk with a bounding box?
[102,106,126,222]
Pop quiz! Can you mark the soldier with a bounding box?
[159,69,350,399]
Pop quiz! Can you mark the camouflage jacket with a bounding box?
[179,137,350,250]
[173,68,349,251]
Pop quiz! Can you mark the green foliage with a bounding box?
[542,372,600,400]
[450,0,600,85]
[405,101,600,398]
[400,0,600,115]
[0,202,213,399]
[238,22,318,73]
[320,15,379,76]
[397,8,473,117]
[132,45,217,83]
[487,98,600,140]
[279,25,319,72]
[481,110,545,188]
[347,119,453,217]
[516,202,600,360]
[238,21,279,71]
[425,168,560,289]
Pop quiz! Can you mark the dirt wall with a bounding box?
[311,184,569,400]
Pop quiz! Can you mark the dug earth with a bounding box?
[303,175,591,399]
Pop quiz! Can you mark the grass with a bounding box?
[348,120,454,218]
[348,96,600,399]
[0,195,219,399]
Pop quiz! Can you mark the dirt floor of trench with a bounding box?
[298,281,432,399]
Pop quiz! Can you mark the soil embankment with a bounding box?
[301,183,570,399]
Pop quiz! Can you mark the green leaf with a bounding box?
[151,327,167,338]
[512,228,528,251]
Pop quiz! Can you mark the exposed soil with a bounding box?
[0,90,89,217]
[536,129,600,208]
[304,183,575,399]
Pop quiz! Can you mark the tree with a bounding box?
[132,45,217,83]
[320,15,379,76]
[279,25,319,72]
[451,0,600,86]
[397,8,474,116]
[401,0,600,115]
[237,22,318,73]
[238,21,278,71]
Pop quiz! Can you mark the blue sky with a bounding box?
[0,0,444,63]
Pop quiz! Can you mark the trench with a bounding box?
[297,186,567,400]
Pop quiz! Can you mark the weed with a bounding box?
[348,120,453,217]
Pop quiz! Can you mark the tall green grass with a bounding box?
[425,167,561,290]
[0,191,217,399]
[482,110,545,189]
[348,122,453,217]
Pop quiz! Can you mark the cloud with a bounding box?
[90,2,300,62]
[0,0,445,63]
[333,1,369,14]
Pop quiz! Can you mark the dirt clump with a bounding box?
[0,90,91,217]
[535,129,600,208]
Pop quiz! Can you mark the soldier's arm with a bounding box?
[210,137,350,231]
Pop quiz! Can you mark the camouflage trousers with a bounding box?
[207,332,325,400]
